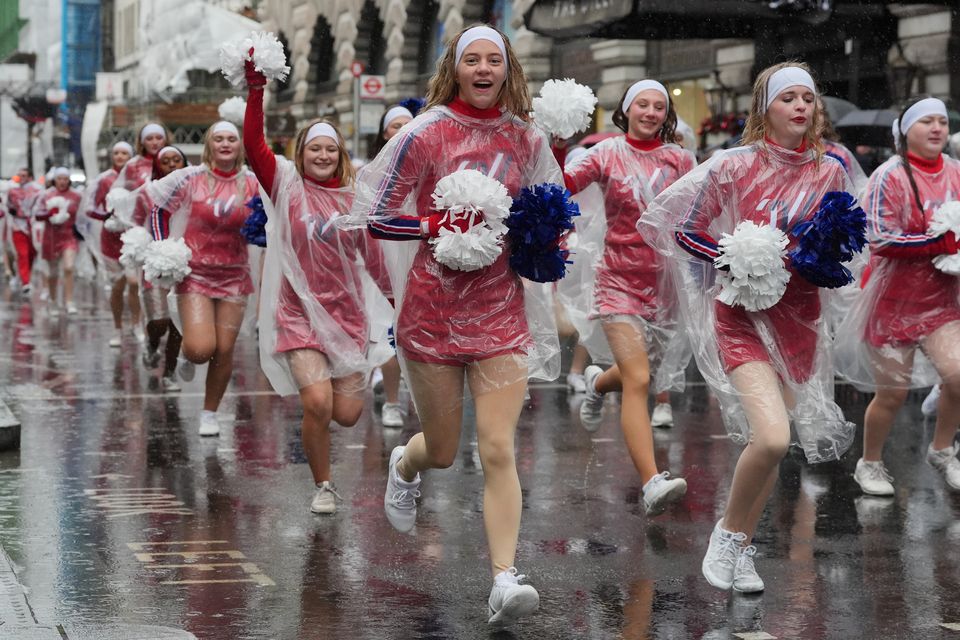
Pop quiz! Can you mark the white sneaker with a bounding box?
[853,458,894,496]
[488,567,540,627]
[66,303,78,315]
[381,402,404,428]
[311,481,341,514]
[108,331,122,348]
[921,385,941,417]
[384,446,420,532]
[651,402,674,428]
[566,372,586,394]
[733,545,764,593]
[642,471,687,516]
[161,376,181,392]
[178,357,196,382]
[142,346,161,369]
[702,520,747,590]
[926,444,960,491]
[39,289,49,302]
[133,326,145,343]
[579,365,604,431]
[198,410,220,437]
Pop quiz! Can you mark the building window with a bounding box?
[485,0,515,41]
[416,0,441,76]
[309,16,335,91]
[357,0,386,76]
[114,1,137,64]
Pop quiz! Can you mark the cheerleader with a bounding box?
[243,63,393,513]
[83,141,138,345]
[558,79,693,515]
[7,168,42,294]
[819,100,867,196]
[114,123,168,192]
[146,122,259,436]
[351,24,561,626]
[370,104,415,428]
[836,97,960,495]
[642,63,856,593]
[134,146,188,391]
[34,168,82,313]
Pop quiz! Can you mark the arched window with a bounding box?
[356,0,386,76]
[309,16,335,92]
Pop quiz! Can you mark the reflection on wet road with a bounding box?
[1,286,959,639]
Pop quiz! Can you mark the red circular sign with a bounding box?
[350,61,364,78]
[363,77,383,94]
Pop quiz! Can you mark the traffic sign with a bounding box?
[350,61,364,78]
[359,74,385,100]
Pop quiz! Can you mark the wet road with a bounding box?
[1,282,959,640]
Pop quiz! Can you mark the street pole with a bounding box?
[353,74,360,159]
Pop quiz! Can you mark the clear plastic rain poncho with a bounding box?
[76,168,122,269]
[145,165,260,330]
[113,155,155,192]
[36,187,82,261]
[345,103,563,390]
[824,140,868,198]
[834,153,960,390]
[258,157,393,396]
[555,136,695,393]
[640,142,857,462]
[129,185,171,322]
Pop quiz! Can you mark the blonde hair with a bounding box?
[135,123,171,157]
[425,24,531,122]
[742,61,823,161]
[294,119,355,186]
[201,126,245,172]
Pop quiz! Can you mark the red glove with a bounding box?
[245,49,267,88]
[423,210,483,237]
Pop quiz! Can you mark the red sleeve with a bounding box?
[873,231,957,258]
[562,147,603,196]
[243,86,276,193]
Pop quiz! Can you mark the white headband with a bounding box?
[305,122,340,146]
[383,106,414,129]
[900,98,948,135]
[211,121,240,137]
[764,67,817,111]
[455,26,507,68]
[53,167,70,178]
[621,80,670,114]
[112,142,134,155]
[140,123,165,142]
[157,146,182,160]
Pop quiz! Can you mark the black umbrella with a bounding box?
[821,96,858,123]
[834,109,898,147]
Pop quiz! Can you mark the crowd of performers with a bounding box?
[1,23,959,628]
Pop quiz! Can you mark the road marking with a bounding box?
[89,473,133,480]
[941,623,960,631]
[733,632,777,640]
[85,487,192,518]
[128,540,274,586]
[127,540,229,549]
[345,444,366,450]
[590,438,616,443]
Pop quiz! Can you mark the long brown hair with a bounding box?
[294,119,355,186]
[201,125,245,172]
[612,82,678,143]
[424,24,531,122]
[818,98,840,142]
[742,61,823,160]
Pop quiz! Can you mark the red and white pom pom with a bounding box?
[47,197,69,225]
[218,96,247,124]
[532,79,598,140]
[103,215,129,233]
[219,31,291,89]
[143,238,193,288]
[429,169,512,271]
[714,220,790,312]
[119,226,152,268]
[929,202,960,275]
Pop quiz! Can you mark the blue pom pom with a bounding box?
[241,195,267,247]
[398,97,425,117]
[825,151,848,170]
[788,191,866,288]
[505,183,580,282]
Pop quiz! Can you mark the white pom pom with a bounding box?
[218,97,247,124]
[933,253,960,275]
[105,188,136,222]
[103,215,129,233]
[218,31,290,89]
[119,226,153,267]
[143,238,193,288]
[49,210,70,225]
[930,201,960,236]
[532,79,598,139]
[714,220,790,312]
[428,169,512,271]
